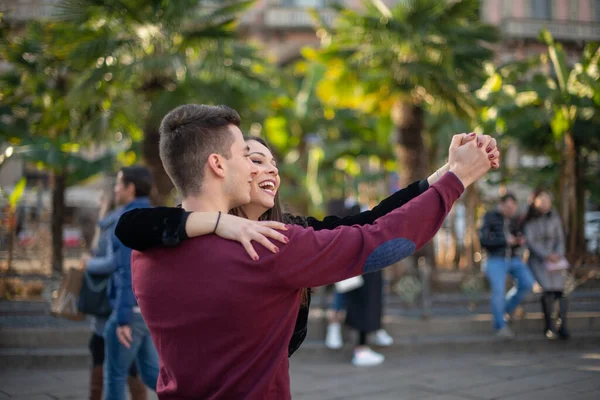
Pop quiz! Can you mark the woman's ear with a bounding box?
[207,153,226,178]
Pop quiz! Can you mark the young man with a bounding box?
[104,166,159,400]
[480,193,535,339]
[131,104,498,399]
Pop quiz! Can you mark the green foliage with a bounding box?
[54,0,273,130]
[0,19,140,180]
[314,0,499,119]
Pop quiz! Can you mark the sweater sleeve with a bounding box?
[113,234,135,326]
[304,180,429,230]
[267,173,463,289]
[85,239,115,275]
[115,207,190,251]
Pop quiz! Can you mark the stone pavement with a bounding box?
[1,348,599,399]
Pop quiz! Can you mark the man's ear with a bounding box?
[126,182,136,198]
[206,153,226,178]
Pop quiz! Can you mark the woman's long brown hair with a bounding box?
[229,136,310,306]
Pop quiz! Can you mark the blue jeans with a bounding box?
[332,290,345,312]
[485,256,534,331]
[103,312,159,400]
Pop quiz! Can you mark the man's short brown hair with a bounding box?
[159,104,241,197]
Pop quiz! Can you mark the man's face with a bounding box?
[114,171,134,206]
[223,126,257,208]
[501,199,518,218]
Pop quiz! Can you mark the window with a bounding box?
[568,0,578,20]
[502,0,513,18]
[281,0,327,7]
[531,0,552,20]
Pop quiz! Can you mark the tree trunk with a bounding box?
[464,186,480,270]
[574,145,586,255]
[5,209,15,273]
[392,100,435,268]
[51,172,66,276]
[560,132,577,258]
[142,124,174,206]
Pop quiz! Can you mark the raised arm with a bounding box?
[303,179,429,230]
[266,134,495,289]
[270,172,465,289]
[302,132,497,230]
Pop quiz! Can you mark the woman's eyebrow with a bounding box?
[248,152,267,157]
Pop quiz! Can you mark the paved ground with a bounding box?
[1,348,599,399]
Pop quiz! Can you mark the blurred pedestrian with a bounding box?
[81,189,146,400]
[523,189,570,340]
[480,193,534,339]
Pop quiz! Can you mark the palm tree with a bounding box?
[55,0,273,204]
[315,0,499,267]
[0,20,138,275]
[479,31,600,257]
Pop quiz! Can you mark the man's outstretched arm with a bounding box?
[265,134,498,290]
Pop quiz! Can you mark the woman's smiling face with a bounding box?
[246,139,280,211]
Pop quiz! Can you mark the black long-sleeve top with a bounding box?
[115,179,430,356]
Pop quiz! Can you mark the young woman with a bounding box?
[523,189,570,340]
[116,134,493,365]
[82,191,146,400]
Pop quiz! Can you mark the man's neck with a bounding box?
[182,193,230,213]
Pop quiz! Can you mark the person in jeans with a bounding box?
[82,190,146,400]
[480,193,534,339]
[104,166,159,400]
[523,189,569,340]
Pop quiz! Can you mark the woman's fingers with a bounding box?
[477,134,492,150]
[241,240,260,261]
[258,226,289,244]
[250,232,279,254]
[485,138,497,154]
[490,151,501,168]
[459,132,477,145]
[259,221,288,231]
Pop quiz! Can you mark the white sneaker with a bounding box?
[325,322,343,350]
[352,347,385,367]
[495,326,515,340]
[372,329,393,347]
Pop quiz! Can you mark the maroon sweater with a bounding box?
[131,172,464,399]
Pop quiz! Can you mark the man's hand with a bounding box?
[507,234,518,246]
[117,325,133,349]
[215,214,289,261]
[448,133,500,188]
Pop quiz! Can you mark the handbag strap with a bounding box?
[83,272,110,292]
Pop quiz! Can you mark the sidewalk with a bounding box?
[1,348,599,399]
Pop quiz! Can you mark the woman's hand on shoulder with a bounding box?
[215,214,289,261]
